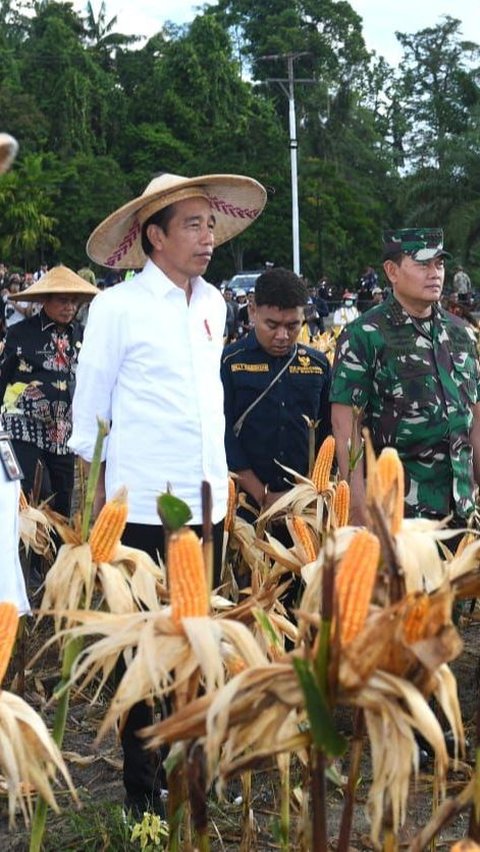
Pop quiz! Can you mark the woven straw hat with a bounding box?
[0,133,19,174]
[9,265,100,303]
[86,172,267,269]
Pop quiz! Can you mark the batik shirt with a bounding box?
[330,294,480,519]
[0,310,83,454]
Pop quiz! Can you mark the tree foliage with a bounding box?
[0,1,479,286]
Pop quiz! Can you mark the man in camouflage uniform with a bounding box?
[330,228,480,526]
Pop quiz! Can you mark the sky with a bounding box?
[75,0,480,67]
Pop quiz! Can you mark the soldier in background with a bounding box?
[330,228,480,527]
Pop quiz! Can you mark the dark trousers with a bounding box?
[120,519,224,802]
[13,440,75,517]
[14,441,75,583]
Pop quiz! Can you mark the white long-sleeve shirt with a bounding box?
[69,259,228,525]
[0,474,30,615]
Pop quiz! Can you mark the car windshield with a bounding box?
[229,272,261,291]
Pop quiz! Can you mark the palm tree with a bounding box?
[82,0,140,69]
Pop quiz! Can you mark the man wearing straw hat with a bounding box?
[69,170,266,816]
[0,265,99,522]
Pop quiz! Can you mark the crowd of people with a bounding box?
[2,127,480,818]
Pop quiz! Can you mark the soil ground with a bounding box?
[0,607,479,851]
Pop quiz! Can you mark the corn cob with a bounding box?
[224,477,237,533]
[89,486,128,563]
[333,480,350,527]
[18,489,28,511]
[376,447,404,535]
[311,435,335,492]
[225,653,247,677]
[168,527,209,625]
[0,602,19,686]
[291,515,317,563]
[402,593,430,644]
[335,530,380,646]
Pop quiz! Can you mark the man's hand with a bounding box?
[263,488,289,510]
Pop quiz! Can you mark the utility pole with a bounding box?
[259,52,315,275]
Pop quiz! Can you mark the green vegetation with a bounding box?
[1,1,480,285]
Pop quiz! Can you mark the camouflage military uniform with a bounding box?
[330,293,480,519]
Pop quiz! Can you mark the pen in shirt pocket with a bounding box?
[204,318,212,340]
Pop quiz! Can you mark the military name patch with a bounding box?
[289,365,324,375]
[232,363,269,372]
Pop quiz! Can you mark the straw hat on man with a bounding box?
[70,168,267,818]
[9,264,99,304]
[87,171,267,269]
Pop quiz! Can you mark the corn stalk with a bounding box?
[294,542,346,850]
[29,418,108,852]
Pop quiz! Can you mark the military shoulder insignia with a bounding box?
[298,355,311,367]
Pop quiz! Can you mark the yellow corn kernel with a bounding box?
[89,486,128,563]
[311,435,336,492]
[224,477,237,533]
[291,515,317,563]
[402,593,430,644]
[333,480,350,527]
[0,603,19,686]
[168,527,209,625]
[335,530,380,646]
[376,447,404,535]
[450,843,480,852]
[225,654,247,677]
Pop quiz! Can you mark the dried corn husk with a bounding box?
[0,690,77,825]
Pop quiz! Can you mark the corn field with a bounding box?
[3,421,480,851]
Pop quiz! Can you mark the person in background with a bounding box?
[370,285,384,306]
[359,264,379,291]
[299,297,319,342]
[33,263,48,281]
[452,265,472,303]
[76,265,98,327]
[307,283,329,333]
[223,286,239,342]
[77,264,97,286]
[332,291,360,328]
[5,273,33,327]
[221,267,331,517]
[0,267,99,521]
[238,288,255,336]
[69,169,267,820]
[330,228,480,527]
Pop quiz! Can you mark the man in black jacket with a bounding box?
[221,267,331,514]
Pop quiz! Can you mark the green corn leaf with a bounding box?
[157,490,193,531]
[293,657,347,758]
[252,607,282,650]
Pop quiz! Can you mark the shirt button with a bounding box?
[281,401,285,407]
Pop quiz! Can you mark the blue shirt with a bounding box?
[221,331,331,492]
